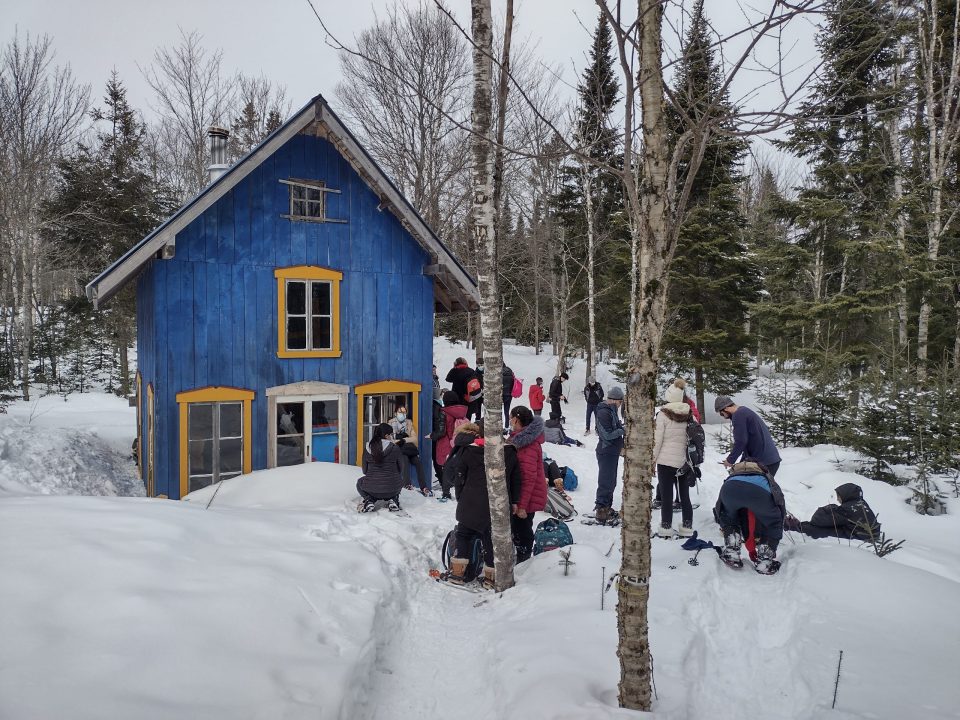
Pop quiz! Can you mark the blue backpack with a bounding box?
[533,518,574,555]
[562,466,579,491]
[441,528,483,581]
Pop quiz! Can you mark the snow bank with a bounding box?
[0,491,389,720]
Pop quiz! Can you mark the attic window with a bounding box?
[280,179,345,223]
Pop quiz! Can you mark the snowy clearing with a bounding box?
[0,342,958,719]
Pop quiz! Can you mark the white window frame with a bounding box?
[266,382,350,468]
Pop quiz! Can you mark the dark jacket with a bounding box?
[548,376,564,401]
[454,433,522,532]
[359,441,404,496]
[446,364,476,402]
[713,461,787,521]
[584,383,604,405]
[430,400,444,442]
[436,403,469,464]
[803,483,881,540]
[594,402,625,454]
[726,406,781,467]
[502,365,515,399]
[509,416,547,512]
[543,417,571,445]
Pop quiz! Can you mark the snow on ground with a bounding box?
[1,344,959,719]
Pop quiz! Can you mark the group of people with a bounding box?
[357,356,884,581]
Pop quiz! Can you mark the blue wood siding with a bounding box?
[141,133,435,498]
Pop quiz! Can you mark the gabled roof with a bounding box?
[85,94,478,313]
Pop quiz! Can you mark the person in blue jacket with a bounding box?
[715,395,782,476]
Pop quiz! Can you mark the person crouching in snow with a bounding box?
[713,460,787,572]
[448,421,522,588]
[507,406,547,562]
[358,423,405,512]
[543,413,584,447]
[785,483,882,540]
[654,382,695,538]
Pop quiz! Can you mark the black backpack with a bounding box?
[686,417,706,467]
[442,445,469,492]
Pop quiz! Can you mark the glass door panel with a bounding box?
[310,399,339,462]
[276,402,305,467]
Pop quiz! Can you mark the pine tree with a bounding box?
[660,0,756,415]
[44,73,176,394]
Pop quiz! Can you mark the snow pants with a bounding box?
[595,449,621,509]
[715,480,783,551]
[511,512,536,563]
[356,479,400,504]
[502,396,513,429]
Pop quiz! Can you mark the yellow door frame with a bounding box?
[135,371,142,480]
[176,386,255,499]
[354,380,421,465]
[146,383,155,497]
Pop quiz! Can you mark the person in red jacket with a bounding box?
[507,405,547,562]
[528,377,545,416]
[436,391,469,473]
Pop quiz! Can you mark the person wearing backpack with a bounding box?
[502,363,516,430]
[529,377,545,416]
[507,406,547,562]
[653,383,695,537]
[446,357,480,415]
[446,421,522,588]
[716,396,782,476]
[357,423,406,512]
[593,387,626,525]
[583,376,605,435]
[429,388,446,493]
[436,391,469,499]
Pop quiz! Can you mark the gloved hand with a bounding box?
[396,439,406,447]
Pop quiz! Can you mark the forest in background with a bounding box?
[1,0,958,485]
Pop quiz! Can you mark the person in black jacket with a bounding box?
[548,372,568,420]
[714,460,786,571]
[448,421,522,588]
[583,376,604,435]
[502,364,516,430]
[357,423,405,512]
[445,357,476,401]
[785,483,882,540]
[429,387,446,496]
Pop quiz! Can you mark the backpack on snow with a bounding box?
[543,487,577,521]
[441,529,483,581]
[533,518,574,555]
[561,466,578,491]
[686,417,706,468]
[465,377,483,403]
[511,377,523,398]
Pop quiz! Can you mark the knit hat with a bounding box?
[587,375,596,384]
[714,395,734,413]
[664,385,684,404]
[607,386,625,400]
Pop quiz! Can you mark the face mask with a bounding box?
[396,413,406,423]
[477,366,484,373]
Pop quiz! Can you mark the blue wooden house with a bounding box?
[86,95,477,500]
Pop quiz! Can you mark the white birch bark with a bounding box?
[582,166,597,381]
[889,38,909,349]
[470,0,515,591]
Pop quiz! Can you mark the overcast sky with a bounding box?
[3,0,819,181]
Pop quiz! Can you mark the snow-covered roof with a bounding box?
[85,94,479,313]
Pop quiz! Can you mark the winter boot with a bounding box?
[479,564,496,590]
[595,506,620,525]
[721,530,743,567]
[447,557,470,585]
[655,524,674,539]
[387,498,401,512]
[652,497,662,510]
[679,522,694,538]
[755,543,779,574]
[359,499,377,513]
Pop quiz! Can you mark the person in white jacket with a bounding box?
[653,383,695,537]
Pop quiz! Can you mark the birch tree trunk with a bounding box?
[470,0,515,592]
[583,166,597,381]
[889,38,909,349]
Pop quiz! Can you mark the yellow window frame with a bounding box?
[354,380,421,465]
[275,265,343,358]
[147,383,155,497]
[176,386,255,499]
[135,371,143,480]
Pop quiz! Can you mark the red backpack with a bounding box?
[512,377,523,398]
[465,377,483,403]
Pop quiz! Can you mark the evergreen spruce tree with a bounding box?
[660,0,756,415]
[45,73,176,395]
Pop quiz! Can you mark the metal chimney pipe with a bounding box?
[206,127,230,184]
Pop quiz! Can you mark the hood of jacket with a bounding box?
[442,404,469,421]
[727,460,768,478]
[510,415,545,449]
[835,482,863,503]
[453,431,478,448]
[660,403,690,422]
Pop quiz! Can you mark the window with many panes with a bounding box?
[187,401,244,493]
[275,266,342,358]
[288,181,325,220]
[284,279,333,352]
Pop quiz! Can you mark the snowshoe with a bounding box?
[753,544,780,575]
[438,493,451,503]
[679,524,694,538]
[654,524,676,539]
[673,503,700,512]
[720,547,744,569]
[429,568,487,593]
[581,508,621,527]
